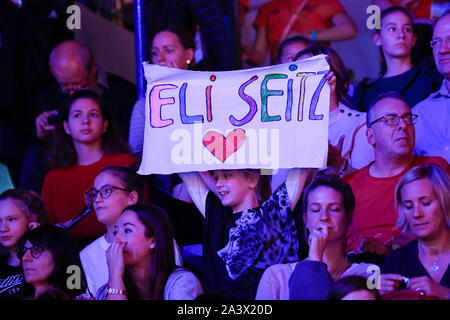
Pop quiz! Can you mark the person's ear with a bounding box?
[128,191,139,206]
[149,237,156,250]
[28,222,40,230]
[366,127,376,147]
[63,121,70,135]
[373,32,381,46]
[185,48,194,65]
[102,119,109,133]
[412,33,417,47]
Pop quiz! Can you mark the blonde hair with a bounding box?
[395,164,450,233]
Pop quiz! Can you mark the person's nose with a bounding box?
[157,51,166,64]
[0,220,8,232]
[319,209,331,222]
[413,203,424,219]
[215,177,224,189]
[22,249,33,263]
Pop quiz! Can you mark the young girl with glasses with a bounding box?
[40,90,135,248]
[0,189,48,300]
[80,166,184,297]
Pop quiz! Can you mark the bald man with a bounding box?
[20,40,136,193]
[412,11,450,163]
[344,92,449,265]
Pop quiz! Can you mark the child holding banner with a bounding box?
[180,168,309,300]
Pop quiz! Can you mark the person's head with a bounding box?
[86,166,144,225]
[294,45,349,103]
[277,35,313,64]
[49,40,97,95]
[374,7,416,68]
[48,89,129,168]
[151,26,195,70]
[302,169,355,243]
[395,164,450,240]
[431,11,450,80]
[17,225,87,299]
[0,189,48,250]
[366,92,416,161]
[113,204,176,300]
[212,169,263,213]
[328,276,380,300]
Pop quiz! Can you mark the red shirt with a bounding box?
[391,0,431,19]
[41,153,135,245]
[253,0,345,61]
[344,156,450,254]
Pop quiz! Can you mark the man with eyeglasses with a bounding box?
[343,91,450,266]
[19,40,136,194]
[412,11,450,163]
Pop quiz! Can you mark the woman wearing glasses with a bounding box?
[80,166,184,297]
[18,225,88,299]
[40,90,135,248]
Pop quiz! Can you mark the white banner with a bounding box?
[138,55,330,175]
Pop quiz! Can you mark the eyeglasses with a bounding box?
[85,185,132,203]
[369,113,418,128]
[19,245,45,259]
[430,37,450,49]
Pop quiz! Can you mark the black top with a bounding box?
[351,63,443,112]
[381,240,450,289]
[202,192,261,300]
[0,253,25,300]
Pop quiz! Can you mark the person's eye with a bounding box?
[421,199,431,206]
[388,26,395,32]
[309,205,321,212]
[8,217,17,222]
[330,205,342,212]
[124,228,132,234]
[402,201,414,210]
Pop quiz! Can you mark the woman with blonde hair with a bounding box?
[381,164,450,299]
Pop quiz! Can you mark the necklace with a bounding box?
[431,257,440,272]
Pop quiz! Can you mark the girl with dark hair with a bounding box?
[295,46,374,173]
[255,170,376,300]
[17,225,88,299]
[351,6,442,112]
[97,204,203,300]
[180,167,309,300]
[0,189,48,299]
[41,89,135,248]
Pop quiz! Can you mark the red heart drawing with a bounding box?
[202,129,246,162]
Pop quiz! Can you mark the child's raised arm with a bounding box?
[178,172,211,218]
